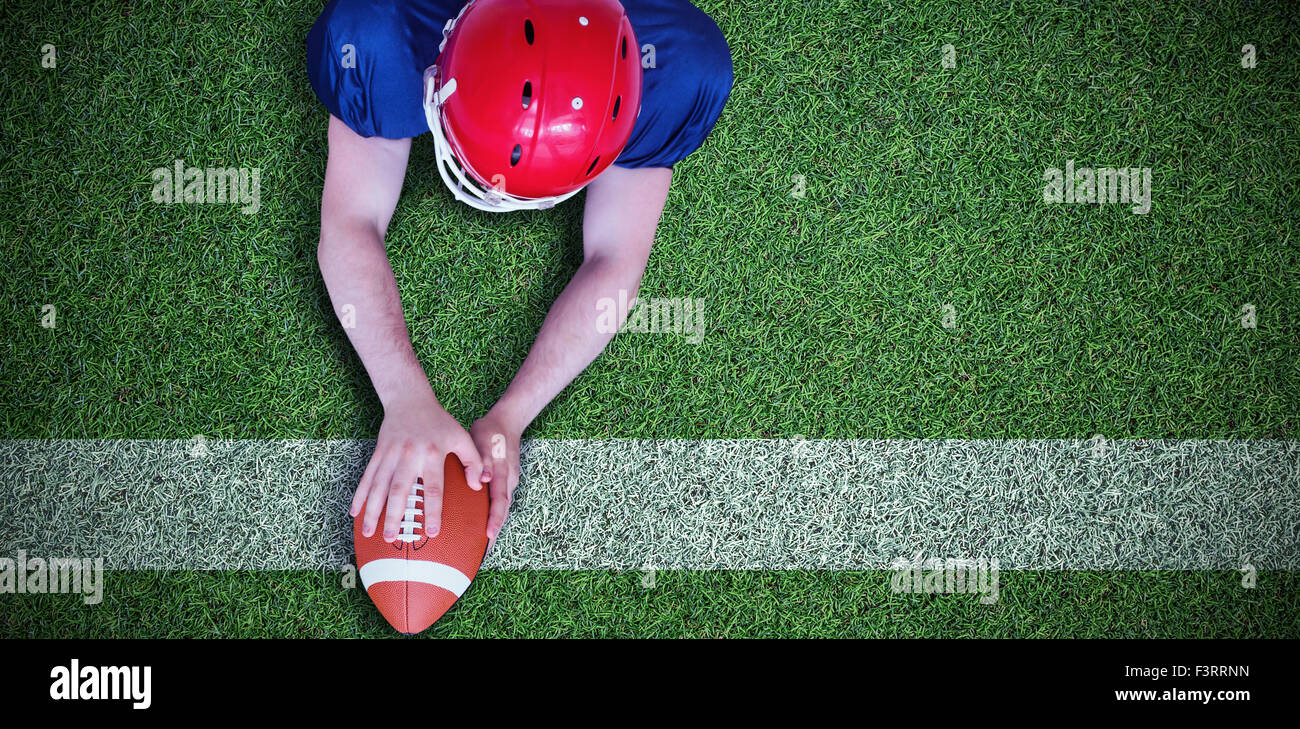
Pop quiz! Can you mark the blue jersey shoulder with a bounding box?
[306,0,457,139]
[617,0,733,168]
[306,0,732,167]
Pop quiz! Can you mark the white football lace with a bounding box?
[397,482,424,543]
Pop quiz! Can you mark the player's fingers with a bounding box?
[452,438,484,491]
[469,429,493,484]
[382,450,424,542]
[485,462,510,544]
[351,447,385,517]
[362,450,401,537]
[423,452,446,538]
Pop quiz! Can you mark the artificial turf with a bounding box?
[3,570,1296,639]
[3,0,1296,440]
[1,0,1297,637]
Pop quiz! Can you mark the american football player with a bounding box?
[307,0,731,548]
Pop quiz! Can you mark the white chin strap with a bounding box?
[422,67,583,213]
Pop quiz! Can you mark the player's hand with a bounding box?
[351,394,484,543]
[469,411,522,552]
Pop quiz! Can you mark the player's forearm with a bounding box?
[317,220,436,409]
[491,254,643,429]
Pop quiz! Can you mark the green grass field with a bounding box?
[4,571,1297,639]
[2,0,1297,637]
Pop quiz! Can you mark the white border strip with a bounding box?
[1,439,1295,570]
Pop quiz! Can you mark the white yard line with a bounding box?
[1,438,1296,570]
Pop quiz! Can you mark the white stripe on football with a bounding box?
[359,559,473,597]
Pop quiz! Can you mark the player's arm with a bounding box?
[470,165,674,545]
[318,114,483,542]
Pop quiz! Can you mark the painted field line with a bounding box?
[0,439,1296,570]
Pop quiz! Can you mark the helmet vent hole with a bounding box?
[511,144,523,166]
[586,156,600,175]
[522,81,532,109]
[621,36,627,59]
[524,19,535,45]
[611,95,621,121]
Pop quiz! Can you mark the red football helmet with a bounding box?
[423,0,643,212]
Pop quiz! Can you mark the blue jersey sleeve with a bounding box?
[306,0,455,139]
[615,0,733,169]
[305,0,732,160]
